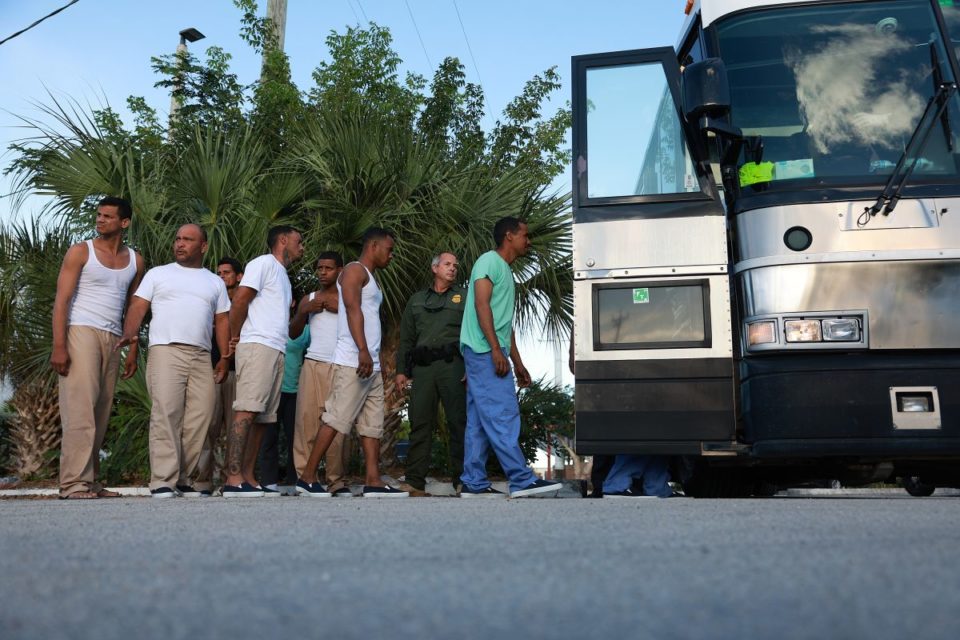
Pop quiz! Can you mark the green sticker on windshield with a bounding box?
[739,161,775,187]
[633,288,649,304]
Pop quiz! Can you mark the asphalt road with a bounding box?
[2,494,958,639]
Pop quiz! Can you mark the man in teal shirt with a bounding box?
[459,217,561,498]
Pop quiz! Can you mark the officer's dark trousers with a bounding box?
[405,358,467,490]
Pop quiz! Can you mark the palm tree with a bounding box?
[0,219,74,477]
[285,108,571,461]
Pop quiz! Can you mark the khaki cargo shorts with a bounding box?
[233,342,284,423]
[321,364,385,438]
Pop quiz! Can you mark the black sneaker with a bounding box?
[222,482,264,498]
[362,485,409,498]
[151,487,176,499]
[603,488,657,499]
[175,484,208,498]
[295,479,331,498]
[331,487,353,498]
[459,486,506,498]
[510,479,562,498]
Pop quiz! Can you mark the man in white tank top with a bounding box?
[116,224,231,498]
[222,225,304,498]
[297,228,408,497]
[288,252,351,497]
[51,196,145,499]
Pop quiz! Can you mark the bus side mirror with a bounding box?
[682,58,732,122]
[682,58,748,204]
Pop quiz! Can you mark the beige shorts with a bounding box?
[321,364,385,438]
[233,342,284,423]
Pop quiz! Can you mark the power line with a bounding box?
[452,0,491,128]
[452,0,494,130]
[355,0,370,24]
[344,0,360,25]
[0,0,80,47]
[404,0,432,69]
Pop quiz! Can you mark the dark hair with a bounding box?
[362,227,396,247]
[217,257,243,274]
[98,196,133,220]
[267,225,301,249]
[316,251,344,268]
[493,216,523,246]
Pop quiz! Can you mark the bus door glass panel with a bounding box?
[583,58,705,202]
[594,282,710,350]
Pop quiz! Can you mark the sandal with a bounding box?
[59,491,99,500]
[96,489,122,498]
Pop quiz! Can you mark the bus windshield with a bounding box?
[715,0,960,192]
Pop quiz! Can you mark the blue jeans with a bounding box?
[459,347,535,492]
[602,455,671,497]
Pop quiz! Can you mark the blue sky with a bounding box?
[0,0,690,384]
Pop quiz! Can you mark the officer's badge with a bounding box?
[452,294,462,304]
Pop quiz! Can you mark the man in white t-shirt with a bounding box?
[223,225,304,497]
[117,224,231,497]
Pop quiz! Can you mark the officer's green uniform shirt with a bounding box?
[396,284,468,376]
[459,250,514,354]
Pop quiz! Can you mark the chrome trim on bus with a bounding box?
[575,264,728,280]
[734,249,960,274]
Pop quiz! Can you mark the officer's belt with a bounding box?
[411,342,462,367]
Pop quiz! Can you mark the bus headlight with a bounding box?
[784,319,822,342]
[822,318,860,342]
[747,320,777,346]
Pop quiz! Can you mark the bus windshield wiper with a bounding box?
[861,80,956,225]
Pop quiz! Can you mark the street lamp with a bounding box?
[169,27,206,125]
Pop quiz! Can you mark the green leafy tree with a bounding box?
[518,380,580,476]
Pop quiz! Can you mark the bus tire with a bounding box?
[683,467,752,498]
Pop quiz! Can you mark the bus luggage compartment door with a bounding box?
[574,273,736,455]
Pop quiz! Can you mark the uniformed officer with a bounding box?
[396,252,467,496]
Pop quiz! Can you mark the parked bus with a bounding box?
[572,0,960,496]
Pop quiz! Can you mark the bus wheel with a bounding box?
[683,467,752,498]
[902,476,935,497]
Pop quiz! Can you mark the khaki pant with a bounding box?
[146,344,215,491]
[58,326,120,496]
[195,370,234,490]
[294,359,347,491]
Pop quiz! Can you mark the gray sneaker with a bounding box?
[510,479,562,498]
[460,486,506,498]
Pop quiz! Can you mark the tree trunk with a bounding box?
[377,332,405,467]
[555,434,588,480]
[8,380,61,479]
